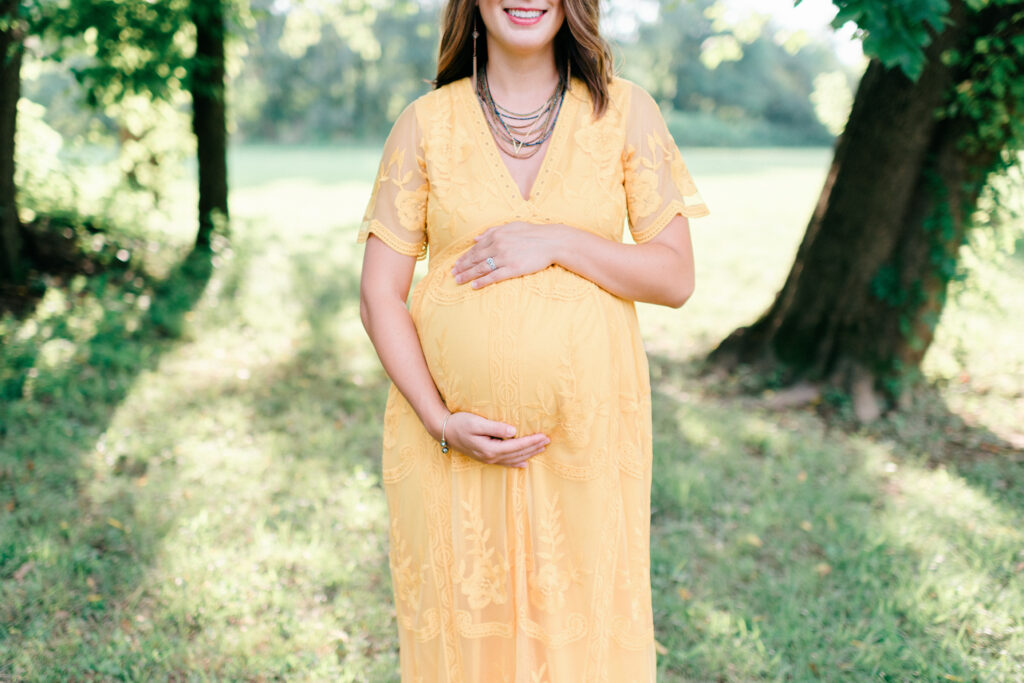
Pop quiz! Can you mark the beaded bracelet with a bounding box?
[440,413,451,454]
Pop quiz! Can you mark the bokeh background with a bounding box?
[1,0,1023,680]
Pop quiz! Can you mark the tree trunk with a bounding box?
[190,0,228,249]
[708,0,1009,418]
[0,0,25,285]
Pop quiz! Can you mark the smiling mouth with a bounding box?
[504,8,547,22]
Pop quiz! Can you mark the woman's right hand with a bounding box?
[442,412,549,468]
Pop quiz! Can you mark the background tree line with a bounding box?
[2,0,1022,418]
[18,0,850,145]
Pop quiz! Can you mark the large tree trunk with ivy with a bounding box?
[190,0,229,249]
[0,0,25,285]
[708,0,1018,420]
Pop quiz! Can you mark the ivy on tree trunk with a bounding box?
[708,0,1022,420]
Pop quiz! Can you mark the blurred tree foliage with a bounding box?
[711,0,1024,420]
[617,0,847,146]
[226,0,850,143]
[2,0,862,295]
[15,0,857,147]
[231,0,440,141]
[2,0,238,289]
[37,0,233,247]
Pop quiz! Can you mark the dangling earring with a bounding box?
[472,17,479,91]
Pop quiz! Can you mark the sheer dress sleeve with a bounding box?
[622,84,710,244]
[357,103,429,260]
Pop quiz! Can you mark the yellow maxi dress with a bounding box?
[358,75,709,683]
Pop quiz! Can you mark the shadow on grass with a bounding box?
[646,353,1023,681]
[682,351,1024,514]
[0,246,214,678]
[30,240,404,679]
[288,248,363,365]
[86,337,402,678]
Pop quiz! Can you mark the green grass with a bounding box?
[1,147,1022,681]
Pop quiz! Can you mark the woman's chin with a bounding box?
[484,10,563,58]
[490,35,558,59]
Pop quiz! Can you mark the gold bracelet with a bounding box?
[440,413,452,454]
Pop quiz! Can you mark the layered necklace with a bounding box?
[476,62,570,159]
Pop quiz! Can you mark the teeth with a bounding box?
[507,8,543,19]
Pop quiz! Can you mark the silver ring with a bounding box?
[486,257,497,271]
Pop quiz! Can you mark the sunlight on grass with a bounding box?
[868,448,1024,677]
[924,257,1024,440]
[649,389,1023,680]
[2,147,1021,681]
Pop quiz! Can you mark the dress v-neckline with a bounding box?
[464,76,575,205]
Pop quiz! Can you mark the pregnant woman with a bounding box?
[358,1,709,680]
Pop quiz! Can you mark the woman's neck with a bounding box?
[483,41,561,111]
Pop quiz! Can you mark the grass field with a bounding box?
[1,145,1022,681]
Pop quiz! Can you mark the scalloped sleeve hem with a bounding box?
[630,198,711,244]
[621,80,710,243]
[357,219,429,260]
[357,101,429,261]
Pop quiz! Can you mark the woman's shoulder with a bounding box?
[577,76,656,127]
[608,77,660,116]
[609,75,640,97]
[414,77,466,107]
[392,78,466,134]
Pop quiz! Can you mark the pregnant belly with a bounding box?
[411,264,646,474]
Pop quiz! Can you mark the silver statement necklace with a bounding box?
[476,61,570,159]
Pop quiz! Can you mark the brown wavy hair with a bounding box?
[434,1,614,117]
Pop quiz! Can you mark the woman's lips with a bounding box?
[504,8,547,26]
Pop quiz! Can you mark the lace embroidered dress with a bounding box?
[358,76,709,683]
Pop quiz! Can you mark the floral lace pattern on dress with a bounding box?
[361,76,708,683]
[357,103,429,260]
[622,87,710,243]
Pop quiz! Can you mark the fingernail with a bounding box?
[507,427,516,437]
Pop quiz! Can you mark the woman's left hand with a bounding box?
[452,221,570,289]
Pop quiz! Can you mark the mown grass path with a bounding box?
[1,148,1022,681]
